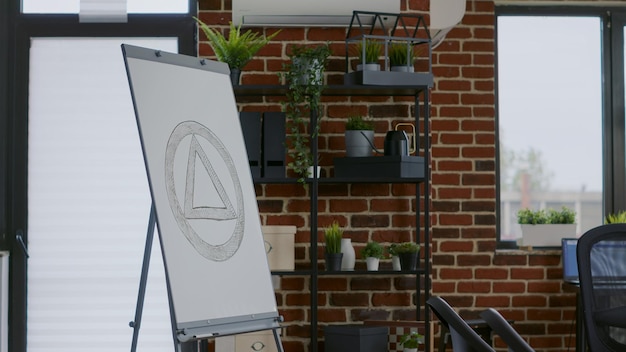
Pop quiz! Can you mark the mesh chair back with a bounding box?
[577,224,626,352]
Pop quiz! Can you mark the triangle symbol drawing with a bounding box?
[183,135,236,220]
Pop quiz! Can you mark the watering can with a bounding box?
[363,123,416,156]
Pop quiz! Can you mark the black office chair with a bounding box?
[426,296,495,352]
[479,308,534,352]
[577,223,626,352]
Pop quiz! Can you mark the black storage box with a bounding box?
[325,325,388,352]
[333,156,425,179]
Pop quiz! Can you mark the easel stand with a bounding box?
[129,205,284,352]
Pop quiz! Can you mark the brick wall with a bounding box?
[198,1,582,351]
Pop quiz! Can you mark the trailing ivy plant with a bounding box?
[279,43,331,183]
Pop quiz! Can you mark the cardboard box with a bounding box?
[261,225,296,271]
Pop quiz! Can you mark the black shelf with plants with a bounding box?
[234,12,434,351]
[235,82,432,352]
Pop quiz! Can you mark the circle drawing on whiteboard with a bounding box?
[165,121,244,262]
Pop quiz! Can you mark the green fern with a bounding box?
[195,18,280,69]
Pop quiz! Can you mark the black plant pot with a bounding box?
[325,253,343,271]
[230,68,241,86]
[399,252,418,271]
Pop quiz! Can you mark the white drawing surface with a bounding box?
[124,51,276,326]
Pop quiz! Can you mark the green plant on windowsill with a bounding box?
[279,43,331,183]
[517,206,576,224]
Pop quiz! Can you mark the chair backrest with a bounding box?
[426,296,495,352]
[577,223,626,352]
[479,308,534,352]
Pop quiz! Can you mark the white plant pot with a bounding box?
[356,63,380,71]
[340,238,355,271]
[403,348,418,352]
[391,65,415,72]
[306,166,321,178]
[518,224,577,247]
[391,255,401,271]
[365,257,380,271]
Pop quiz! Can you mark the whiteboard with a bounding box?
[121,44,279,341]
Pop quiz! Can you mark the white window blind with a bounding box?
[27,38,177,352]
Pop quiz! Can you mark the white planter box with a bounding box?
[262,225,296,271]
[517,224,577,247]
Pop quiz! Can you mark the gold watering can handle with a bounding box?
[395,122,416,155]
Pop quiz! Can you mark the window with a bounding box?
[496,8,614,247]
[5,1,196,351]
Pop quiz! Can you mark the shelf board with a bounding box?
[317,269,426,276]
[233,84,430,97]
[253,176,425,184]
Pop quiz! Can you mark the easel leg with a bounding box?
[273,328,285,352]
[178,341,198,352]
[129,204,157,352]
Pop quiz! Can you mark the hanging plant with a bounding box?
[279,43,331,183]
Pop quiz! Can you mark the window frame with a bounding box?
[495,5,618,249]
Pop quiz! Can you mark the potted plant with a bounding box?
[360,241,384,271]
[388,42,415,72]
[605,210,626,223]
[324,221,343,271]
[399,331,424,352]
[517,206,576,247]
[395,241,420,271]
[387,243,401,271]
[195,18,280,85]
[280,44,331,183]
[345,115,375,157]
[354,39,382,71]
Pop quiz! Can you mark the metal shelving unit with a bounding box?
[234,83,432,352]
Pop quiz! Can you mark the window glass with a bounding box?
[27,37,177,352]
[497,16,603,243]
[22,0,188,14]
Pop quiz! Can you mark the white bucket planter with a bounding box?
[391,65,415,72]
[356,63,380,71]
[518,224,577,247]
